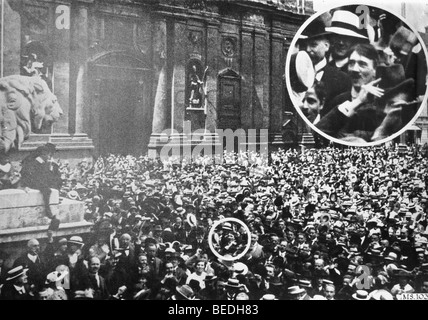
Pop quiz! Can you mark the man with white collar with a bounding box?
[299,17,351,114]
[13,239,47,291]
[0,266,33,300]
[20,143,61,231]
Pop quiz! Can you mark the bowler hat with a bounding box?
[299,18,330,40]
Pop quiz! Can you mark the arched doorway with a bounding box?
[89,51,152,155]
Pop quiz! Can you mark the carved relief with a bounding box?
[221,37,236,57]
[188,30,202,54]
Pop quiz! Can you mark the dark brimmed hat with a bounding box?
[299,18,330,40]
[204,273,218,282]
[376,64,416,102]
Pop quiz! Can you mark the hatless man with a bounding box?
[13,238,47,290]
[316,43,382,141]
[324,283,337,300]
[87,257,110,300]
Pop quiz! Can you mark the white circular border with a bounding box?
[207,217,252,262]
[285,2,428,147]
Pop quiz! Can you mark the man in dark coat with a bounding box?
[20,143,61,230]
[13,238,47,290]
[316,44,414,141]
[0,266,34,300]
[86,256,110,300]
[299,17,352,116]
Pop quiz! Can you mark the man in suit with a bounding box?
[316,43,383,142]
[13,239,47,290]
[0,266,34,300]
[87,257,110,300]
[299,17,352,116]
[145,240,163,280]
[20,143,61,230]
[116,233,138,271]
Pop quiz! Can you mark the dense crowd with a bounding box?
[1,143,428,300]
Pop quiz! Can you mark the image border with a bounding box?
[207,217,252,262]
[285,1,428,147]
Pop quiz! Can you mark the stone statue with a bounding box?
[0,75,63,153]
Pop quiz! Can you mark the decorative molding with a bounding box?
[221,36,236,58]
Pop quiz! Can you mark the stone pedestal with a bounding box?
[0,188,92,244]
[7,133,95,167]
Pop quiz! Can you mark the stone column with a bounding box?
[51,0,71,134]
[205,20,220,133]
[241,25,254,129]
[148,18,172,158]
[254,28,269,131]
[152,19,168,134]
[71,1,90,135]
[173,21,187,133]
[2,0,20,76]
[269,24,286,149]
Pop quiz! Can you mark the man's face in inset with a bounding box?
[348,51,376,90]
[302,86,323,123]
[330,35,356,60]
[303,38,330,65]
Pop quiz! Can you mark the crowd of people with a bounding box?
[290,5,426,144]
[0,142,428,300]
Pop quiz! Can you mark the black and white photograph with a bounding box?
[286,2,428,146]
[0,0,427,306]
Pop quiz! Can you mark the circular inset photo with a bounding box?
[285,4,428,146]
[207,217,251,262]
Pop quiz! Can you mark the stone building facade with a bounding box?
[0,0,315,160]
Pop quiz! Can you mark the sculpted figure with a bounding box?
[0,75,63,153]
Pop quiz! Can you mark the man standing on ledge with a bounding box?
[20,143,62,231]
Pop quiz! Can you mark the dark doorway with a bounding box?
[90,53,152,156]
[218,69,241,130]
[98,79,139,155]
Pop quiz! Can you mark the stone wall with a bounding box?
[0,188,92,244]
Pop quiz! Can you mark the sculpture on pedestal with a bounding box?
[187,61,208,111]
[0,75,63,154]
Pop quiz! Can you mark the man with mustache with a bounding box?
[315,43,385,142]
